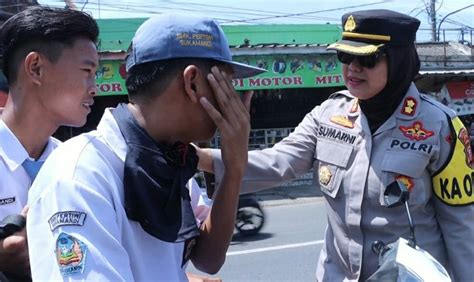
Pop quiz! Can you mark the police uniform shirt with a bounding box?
[27,108,211,281]
[0,119,60,218]
[211,83,474,281]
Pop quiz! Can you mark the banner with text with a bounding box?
[96,60,128,96]
[232,54,344,90]
[96,54,344,96]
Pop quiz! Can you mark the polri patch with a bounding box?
[49,211,87,231]
[55,232,87,276]
[399,121,434,141]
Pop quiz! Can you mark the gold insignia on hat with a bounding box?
[330,115,354,128]
[319,166,332,186]
[344,15,356,32]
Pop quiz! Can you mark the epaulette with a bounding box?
[420,93,456,119]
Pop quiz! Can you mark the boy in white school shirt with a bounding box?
[26,13,265,281]
[0,6,99,280]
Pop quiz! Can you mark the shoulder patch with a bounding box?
[56,233,88,276]
[432,117,474,206]
[401,97,417,116]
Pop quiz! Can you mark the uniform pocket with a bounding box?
[315,139,353,198]
[380,150,431,205]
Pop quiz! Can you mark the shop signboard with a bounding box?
[442,81,474,116]
[95,60,128,96]
[95,54,344,96]
[232,54,344,90]
[446,81,474,100]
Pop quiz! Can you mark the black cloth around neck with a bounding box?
[112,103,200,243]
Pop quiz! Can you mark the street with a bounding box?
[188,199,327,281]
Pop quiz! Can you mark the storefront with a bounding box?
[56,20,345,144]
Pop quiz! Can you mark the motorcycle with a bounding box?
[235,193,265,236]
[199,172,265,237]
[367,180,451,282]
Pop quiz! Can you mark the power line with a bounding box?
[437,4,474,41]
[44,0,388,24]
[219,1,393,23]
[48,0,339,21]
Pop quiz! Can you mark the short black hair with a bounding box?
[125,58,221,101]
[0,6,99,84]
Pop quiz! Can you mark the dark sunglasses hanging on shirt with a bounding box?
[337,51,385,68]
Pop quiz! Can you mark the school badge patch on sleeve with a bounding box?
[55,232,88,276]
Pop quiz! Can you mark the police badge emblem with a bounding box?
[344,15,357,32]
[319,166,332,186]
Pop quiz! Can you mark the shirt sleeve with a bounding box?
[187,178,211,224]
[431,116,474,282]
[27,178,134,281]
[212,107,320,194]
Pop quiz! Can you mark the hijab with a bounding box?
[359,45,420,133]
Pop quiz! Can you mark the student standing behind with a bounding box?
[0,6,99,280]
[26,13,265,281]
[197,9,474,281]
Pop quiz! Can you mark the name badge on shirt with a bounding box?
[0,197,15,205]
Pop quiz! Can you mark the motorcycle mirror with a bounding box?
[383,180,417,248]
[383,180,410,208]
[372,240,390,257]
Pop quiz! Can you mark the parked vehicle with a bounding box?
[196,171,265,236]
[235,194,265,236]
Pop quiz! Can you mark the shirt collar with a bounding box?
[97,107,128,162]
[0,120,29,171]
[344,83,421,121]
[0,120,60,171]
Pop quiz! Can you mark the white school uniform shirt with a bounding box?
[27,108,210,281]
[0,119,59,218]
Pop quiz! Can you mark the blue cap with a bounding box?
[126,14,266,79]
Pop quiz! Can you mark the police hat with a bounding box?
[327,9,420,55]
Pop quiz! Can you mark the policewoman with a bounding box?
[198,9,474,281]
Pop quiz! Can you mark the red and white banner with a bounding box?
[446,81,474,100]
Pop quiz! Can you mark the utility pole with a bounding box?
[430,0,437,41]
